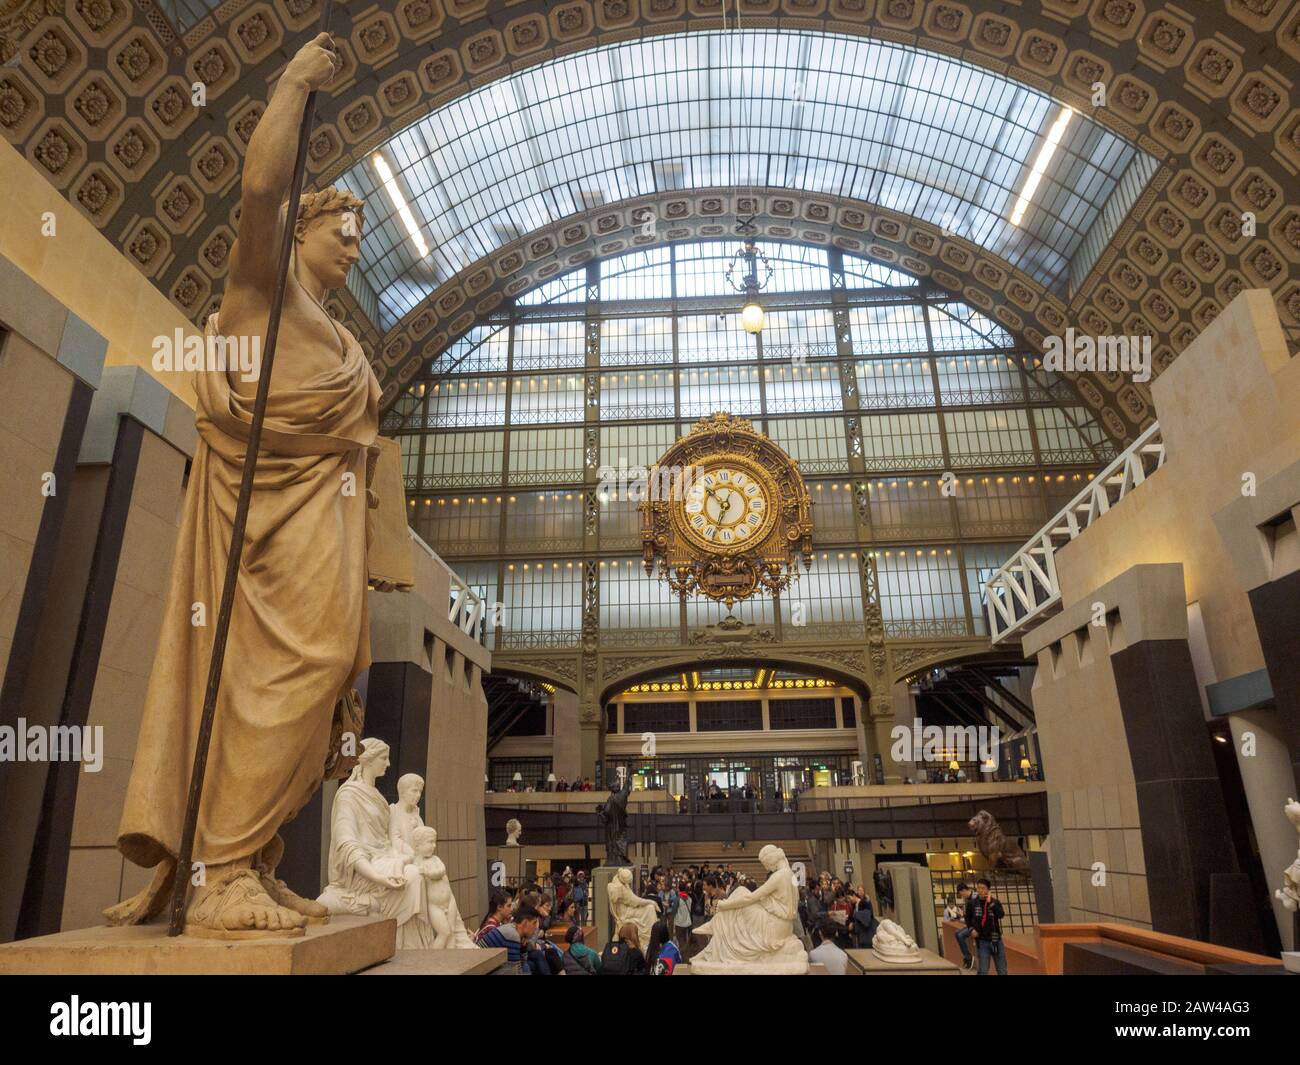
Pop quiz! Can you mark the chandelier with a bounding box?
[724,219,774,334]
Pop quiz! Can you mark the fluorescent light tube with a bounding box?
[372,153,430,259]
[1009,105,1074,228]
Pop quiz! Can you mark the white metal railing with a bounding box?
[410,530,488,648]
[983,421,1167,644]
[448,569,486,645]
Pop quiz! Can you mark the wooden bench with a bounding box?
[547,923,596,951]
[1036,923,1281,975]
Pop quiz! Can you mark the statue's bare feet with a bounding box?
[184,868,308,939]
[259,874,329,923]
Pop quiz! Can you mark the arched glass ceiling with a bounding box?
[341,31,1154,331]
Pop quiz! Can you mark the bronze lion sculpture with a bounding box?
[969,809,1031,875]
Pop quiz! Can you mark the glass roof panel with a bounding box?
[342,30,1152,329]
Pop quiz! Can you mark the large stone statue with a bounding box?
[504,818,522,847]
[317,739,474,949]
[596,773,633,866]
[692,845,809,974]
[606,867,657,952]
[103,34,393,937]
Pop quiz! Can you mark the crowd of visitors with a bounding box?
[901,765,1041,784]
[495,777,596,793]
[469,863,1006,975]
[469,862,892,975]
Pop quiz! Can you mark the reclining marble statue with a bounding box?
[103,34,399,938]
[692,845,809,974]
[870,919,923,964]
[317,740,474,949]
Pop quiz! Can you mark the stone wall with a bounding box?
[1024,291,1300,950]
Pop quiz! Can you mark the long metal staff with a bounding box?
[167,2,337,937]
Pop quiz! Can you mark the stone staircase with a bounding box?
[666,841,813,881]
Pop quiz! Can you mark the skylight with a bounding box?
[339,31,1155,330]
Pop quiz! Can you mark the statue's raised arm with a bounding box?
[229,34,342,297]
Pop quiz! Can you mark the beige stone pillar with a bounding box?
[1228,709,1297,949]
[551,688,581,782]
[369,542,491,928]
[869,684,912,782]
[56,370,194,934]
[852,694,872,782]
[579,704,602,783]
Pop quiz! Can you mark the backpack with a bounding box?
[601,940,641,975]
[651,940,681,975]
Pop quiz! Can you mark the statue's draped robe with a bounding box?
[114,311,379,914]
[317,777,422,926]
[608,878,658,952]
[694,868,807,967]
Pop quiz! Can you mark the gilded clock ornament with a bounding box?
[640,413,813,609]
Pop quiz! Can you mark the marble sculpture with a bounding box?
[317,738,474,949]
[691,845,809,974]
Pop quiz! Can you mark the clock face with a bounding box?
[680,463,775,552]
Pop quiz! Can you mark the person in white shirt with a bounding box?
[807,928,849,976]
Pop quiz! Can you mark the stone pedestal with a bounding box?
[360,948,505,975]
[690,957,810,975]
[846,947,959,975]
[677,962,828,975]
[0,916,395,975]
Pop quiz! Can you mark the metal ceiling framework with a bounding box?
[337,31,1151,329]
[484,672,551,752]
[913,661,1036,732]
[5,0,1297,447]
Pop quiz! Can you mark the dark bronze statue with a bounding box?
[873,867,894,914]
[969,809,1032,875]
[597,773,633,867]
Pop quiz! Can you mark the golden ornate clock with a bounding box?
[640,412,813,608]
